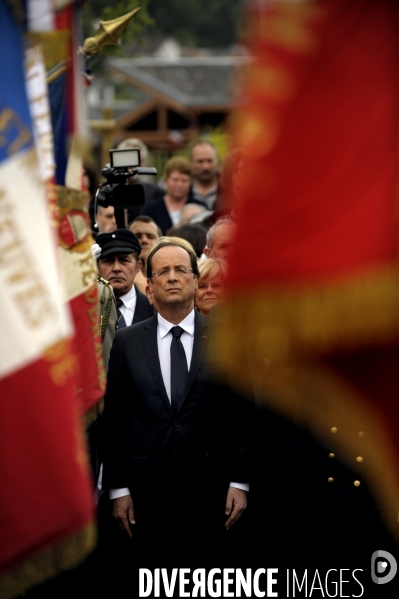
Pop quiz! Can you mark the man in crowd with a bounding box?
[128,215,161,294]
[189,140,220,209]
[117,137,163,204]
[96,229,153,327]
[95,204,117,234]
[116,137,164,224]
[203,216,236,262]
[89,229,153,508]
[101,242,251,579]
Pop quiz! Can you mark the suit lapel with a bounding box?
[142,315,172,414]
[132,286,145,324]
[177,311,209,412]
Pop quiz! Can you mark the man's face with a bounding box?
[97,205,116,233]
[129,220,159,260]
[165,170,191,202]
[98,252,141,298]
[148,245,197,311]
[190,144,218,185]
[209,223,236,262]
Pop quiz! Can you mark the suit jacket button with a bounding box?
[174,421,179,427]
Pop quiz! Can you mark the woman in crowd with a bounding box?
[143,157,206,234]
[194,258,226,316]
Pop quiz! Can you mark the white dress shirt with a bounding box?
[117,284,137,326]
[157,310,195,402]
[109,309,248,499]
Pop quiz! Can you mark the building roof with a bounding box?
[107,56,250,108]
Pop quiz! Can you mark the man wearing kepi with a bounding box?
[102,241,251,570]
[96,229,154,328]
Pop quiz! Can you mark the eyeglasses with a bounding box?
[152,266,194,278]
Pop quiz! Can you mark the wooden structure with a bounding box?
[87,56,250,161]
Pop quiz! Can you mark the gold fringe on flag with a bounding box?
[217,264,399,365]
[214,263,399,543]
[0,522,96,599]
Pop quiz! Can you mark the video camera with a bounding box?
[95,148,158,208]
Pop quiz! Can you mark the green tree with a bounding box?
[82,0,153,51]
[148,0,243,48]
[83,0,244,50]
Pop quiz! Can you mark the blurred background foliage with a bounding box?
[147,0,243,48]
[83,0,244,51]
[82,0,152,52]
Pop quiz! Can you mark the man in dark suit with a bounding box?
[90,230,153,501]
[101,241,251,573]
[96,229,154,327]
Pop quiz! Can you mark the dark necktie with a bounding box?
[116,298,127,329]
[170,326,188,413]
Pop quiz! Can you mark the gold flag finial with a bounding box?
[80,7,141,57]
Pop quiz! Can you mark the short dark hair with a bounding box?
[166,223,207,258]
[95,201,113,215]
[189,139,218,160]
[128,215,162,237]
[147,241,199,279]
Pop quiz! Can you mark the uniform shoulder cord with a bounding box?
[98,276,114,341]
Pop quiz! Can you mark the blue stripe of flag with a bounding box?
[0,1,33,164]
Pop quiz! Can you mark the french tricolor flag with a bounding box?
[0,3,95,597]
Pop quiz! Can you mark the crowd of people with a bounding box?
[20,129,398,599]
[79,138,253,594]
[89,138,232,235]
[90,137,236,362]
[53,136,397,597]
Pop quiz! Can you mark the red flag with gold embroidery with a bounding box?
[26,0,106,418]
[216,0,399,542]
[57,187,106,418]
